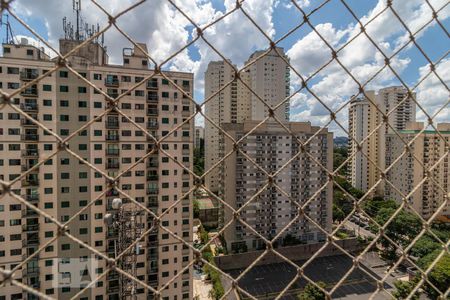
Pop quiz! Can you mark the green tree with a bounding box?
[332,204,346,223]
[363,197,398,217]
[393,278,420,300]
[333,146,348,175]
[199,225,209,244]
[418,251,450,299]
[193,141,205,177]
[375,208,421,261]
[193,199,200,219]
[297,282,326,300]
[410,236,440,259]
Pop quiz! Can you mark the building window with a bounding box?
[59,85,69,92]
[43,84,52,91]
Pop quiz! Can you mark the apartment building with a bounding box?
[385,122,449,220]
[0,39,193,300]
[221,121,333,252]
[348,91,381,192]
[245,48,290,122]
[204,48,290,194]
[348,87,416,194]
[204,60,250,193]
[194,126,204,149]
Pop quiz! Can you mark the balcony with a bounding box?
[22,267,40,277]
[22,208,39,218]
[20,87,38,97]
[22,224,39,232]
[106,189,119,197]
[20,118,38,126]
[106,285,119,294]
[21,134,39,141]
[22,177,39,187]
[105,121,119,129]
[147,80,158,89]
[147,108,158,116]
[147,201,158,209]
[21,149,39,157]
[105,149,120,156]
[22,194,39,202]
[20,103,38,112]
[20,70,39,81]
[147,174,159,181]
[147,161,158,168]
[147,265,158,274]
[22,236,39,247]
[107,92,119,99]
[147,93,158,102]
[105,77,119,87]
[147,121,158,129]
[106,162,120,169]
[146,188,159,195]
[146,135,159,141]
[106,135,119,141]
[107,272,119,280]
[21,163,39,172]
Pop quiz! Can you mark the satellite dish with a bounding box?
[112,198,123,210]
[104,213,113,225]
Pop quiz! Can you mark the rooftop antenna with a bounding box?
[0,14,16,44]
[73,0,81,40]
[62,0,104,47]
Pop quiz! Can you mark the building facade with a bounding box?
[0,39,193,300]
[348,87,416,194]
[194,126,204,149]
[204,48,290,194]
[385,122,449,220]
[221,121,333,252]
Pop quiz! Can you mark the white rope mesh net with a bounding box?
[0,0,448,299]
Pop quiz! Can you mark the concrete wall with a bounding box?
[214,238,363,271]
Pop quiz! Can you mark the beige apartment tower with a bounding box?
[348,87,416,194]
[204,48,290,194]
[385,122,449,220]
[194,126,204,149]
[0,39,193,300]
[221,121,333,252]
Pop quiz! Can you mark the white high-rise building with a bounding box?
[204,48,290,194]
[348,87,416,194]
[245,48,290,122]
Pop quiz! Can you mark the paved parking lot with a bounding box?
[226,254,392,299]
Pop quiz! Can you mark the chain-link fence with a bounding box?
[0,0,448,299]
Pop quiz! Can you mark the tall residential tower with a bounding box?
[204,48,290,194]
[0,39,193,300]
[348,87,416,194]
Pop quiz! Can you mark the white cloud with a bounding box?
[12,0,276,105]
[287,0,449,136]
[415,58,450,124]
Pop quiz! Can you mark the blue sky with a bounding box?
[7,0,449,134]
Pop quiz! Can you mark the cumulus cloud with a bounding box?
[12,0,276,99]
[10,0,448,133]
[287,0,449,136]
[415,58,450,124]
